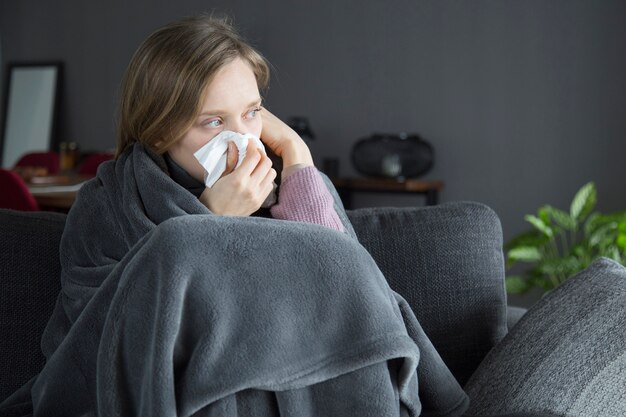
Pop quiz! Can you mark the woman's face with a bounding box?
[168,57,263,182]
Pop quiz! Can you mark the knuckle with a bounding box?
[232,177,244,190]
[242,188,255,200]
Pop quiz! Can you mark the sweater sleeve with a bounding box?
[270,166,345,232]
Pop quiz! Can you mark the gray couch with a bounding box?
[4,203,624,416]
[3,203,622,416]
[0,202,517,406]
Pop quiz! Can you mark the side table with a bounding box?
[331,177,444,210]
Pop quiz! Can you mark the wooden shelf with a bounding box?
[330,177,444,209]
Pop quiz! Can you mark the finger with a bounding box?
[221,141,239,177]
[258,170,277,205]
[259,167,277,190]
[236,142,262,175]
[250,151,273,182]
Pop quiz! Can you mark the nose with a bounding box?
[225,119,248,135]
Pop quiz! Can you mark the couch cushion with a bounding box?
[348,201,508,386]
[464,258,626,416]
[0,209,66,402]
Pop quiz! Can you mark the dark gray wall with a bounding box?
[2,0,626,244]
[0,0,267,154]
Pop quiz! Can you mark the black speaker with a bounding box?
[351,133,434,179]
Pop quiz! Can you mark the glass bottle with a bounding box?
[59,142,70,172]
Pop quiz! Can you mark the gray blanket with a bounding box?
[22,144,468,416]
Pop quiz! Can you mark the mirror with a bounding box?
[1,62,61,168]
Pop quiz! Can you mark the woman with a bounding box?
[8,16,468,417]
[116,16,344,228]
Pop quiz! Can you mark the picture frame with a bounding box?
[0,62,62,167]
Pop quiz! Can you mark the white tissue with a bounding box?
[193,130,277,208]
[193,130,266,188]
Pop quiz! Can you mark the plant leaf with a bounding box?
[544,205,576,231]
[606,245,622,263]
[589,222,618,248]
[538,256,581,277]
[528,272,557,291]
[504,229,546,251]
[525,214,554,238]
[508,246,543,262]
[584,212,625,237]
[512,181,626,294]
[505,276,530,294]
[572,244,586,257]
[570,182,596,221]
[538,206,551,225]
[584,212,602,237]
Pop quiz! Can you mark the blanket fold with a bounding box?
[9,144,468,416]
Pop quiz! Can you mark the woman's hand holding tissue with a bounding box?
[199,142,277,216]
[260,108,314,177]
[196,108,308,215]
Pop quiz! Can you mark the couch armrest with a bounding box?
[0,209,66,403]
[507,306,527,331]
[347,201,508,385]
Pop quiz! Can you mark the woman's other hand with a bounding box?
[260,108,314,174]
[199,141,276,216]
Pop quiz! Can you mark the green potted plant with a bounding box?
[505,182,626,294]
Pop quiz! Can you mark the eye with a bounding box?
[204,118,222,128]
[245,107,262,119]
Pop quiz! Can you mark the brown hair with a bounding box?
[116,15,270,157]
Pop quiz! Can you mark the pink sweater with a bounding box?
[270,166,345,232]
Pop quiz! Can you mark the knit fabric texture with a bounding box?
[464,257,626,416]
[0,210,65,402]
[271,166,345,232]
[347,202,508,387]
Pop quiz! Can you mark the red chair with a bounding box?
[77,153,114,176]
[0,168,40,211]
[14,152,60,175]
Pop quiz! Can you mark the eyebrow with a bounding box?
[198,98,263,117]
